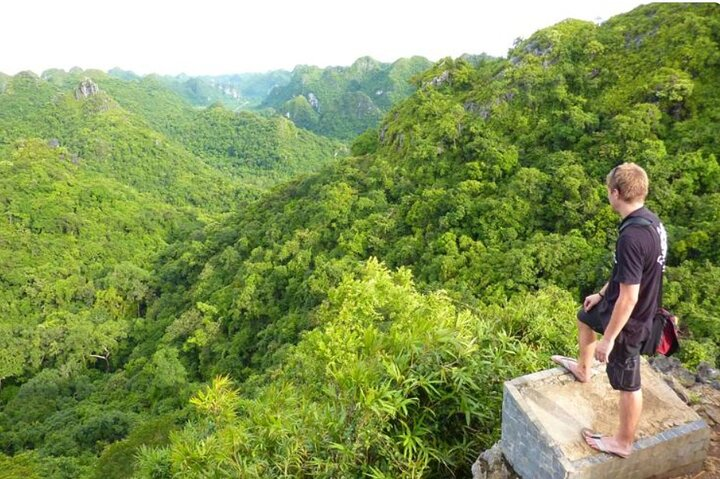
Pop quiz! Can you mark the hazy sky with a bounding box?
[3,0,650,76]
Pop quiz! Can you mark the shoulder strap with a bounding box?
[618,215,663,307]
[619,216,653,233]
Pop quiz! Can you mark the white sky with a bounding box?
[2,0,650,76]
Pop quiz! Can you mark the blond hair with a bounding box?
[606,163,649,202]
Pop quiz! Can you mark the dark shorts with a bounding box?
[578,301,642,392]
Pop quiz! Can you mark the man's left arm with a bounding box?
[595,282,639,363]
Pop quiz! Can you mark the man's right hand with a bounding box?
[583,293,603,312]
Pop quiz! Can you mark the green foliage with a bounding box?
[262,56,434,139]
[146,260,574,478]
[94,415,178,479]
[140,5,719,475]
[143,347,189,401]
[281,94,320,130]
[0,452,43,479]
[99,75,346,193]
[166,105,346,180]
[1,69,345,208]
[0,65,342,475]
[135,446,173,479]
[0,74,239,210]
[2,4,720,477]
[75,410,131,452]
[0,450,95,479]
[0,139,175,384]
[351,128,380,156]
[677,339,718,370]
[664,261,720,366]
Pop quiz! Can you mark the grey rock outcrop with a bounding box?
[471,442,519,479]
[307,92,319,111]
[427,70,450,88]
[649,356,720,391]
[697,362,720,384]
[75,78,99,99]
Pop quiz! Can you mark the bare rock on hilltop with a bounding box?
[75,78,99,99]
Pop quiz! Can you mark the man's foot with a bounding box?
[551,355,590,382]
[581,428,632,458]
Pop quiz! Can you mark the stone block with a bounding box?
[501,358,710,479]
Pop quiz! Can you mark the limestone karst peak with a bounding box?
[75,77,99,99]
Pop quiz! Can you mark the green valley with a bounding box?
[1,3,719,478]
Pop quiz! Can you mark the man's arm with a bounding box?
[595,282,639,362]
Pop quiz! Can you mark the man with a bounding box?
[552,162,667,458]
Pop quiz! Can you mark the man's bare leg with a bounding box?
[615,390,642,452]
[552,320,596,382]
[576,320,597,381]
[584,389,640,457]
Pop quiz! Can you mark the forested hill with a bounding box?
[141,3,719,476]
[109,68,294,111]
[105,56,434,138]
[2,69,345,205]
[1,3,719,479]
[0,69,342,476]
[260,55,434,139]
[1,72,233,210]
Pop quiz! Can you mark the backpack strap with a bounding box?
[619,216,653,233]
[618,215,663,307]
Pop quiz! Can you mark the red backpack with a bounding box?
[652,308,680,356]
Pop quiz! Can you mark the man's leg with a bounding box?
[584,389,640,457]
[576,319,597,381]
[552,319,597,382]
[616,389,642,449]
[585,347,642,457]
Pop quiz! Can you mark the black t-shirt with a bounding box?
[604,206,667,344]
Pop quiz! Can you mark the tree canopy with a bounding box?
[1,3,719,478]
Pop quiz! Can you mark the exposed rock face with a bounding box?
[346,92,378,118]
[379,123,389,142]
[464,101,491,120]
[75,78,99,99]
[307,92,319,111]
[697,362,720,385]
[650,357,720,390]
[524,40,553,57]
[471,442,519,479]
[426,70,450,88]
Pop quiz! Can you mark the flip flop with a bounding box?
[551,355,587,382]
[581,428,630,458]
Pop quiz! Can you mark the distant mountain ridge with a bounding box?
[149,70,293,110]
[260,55,436,139]
[104,56,443,139]
[2,55,474,141]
